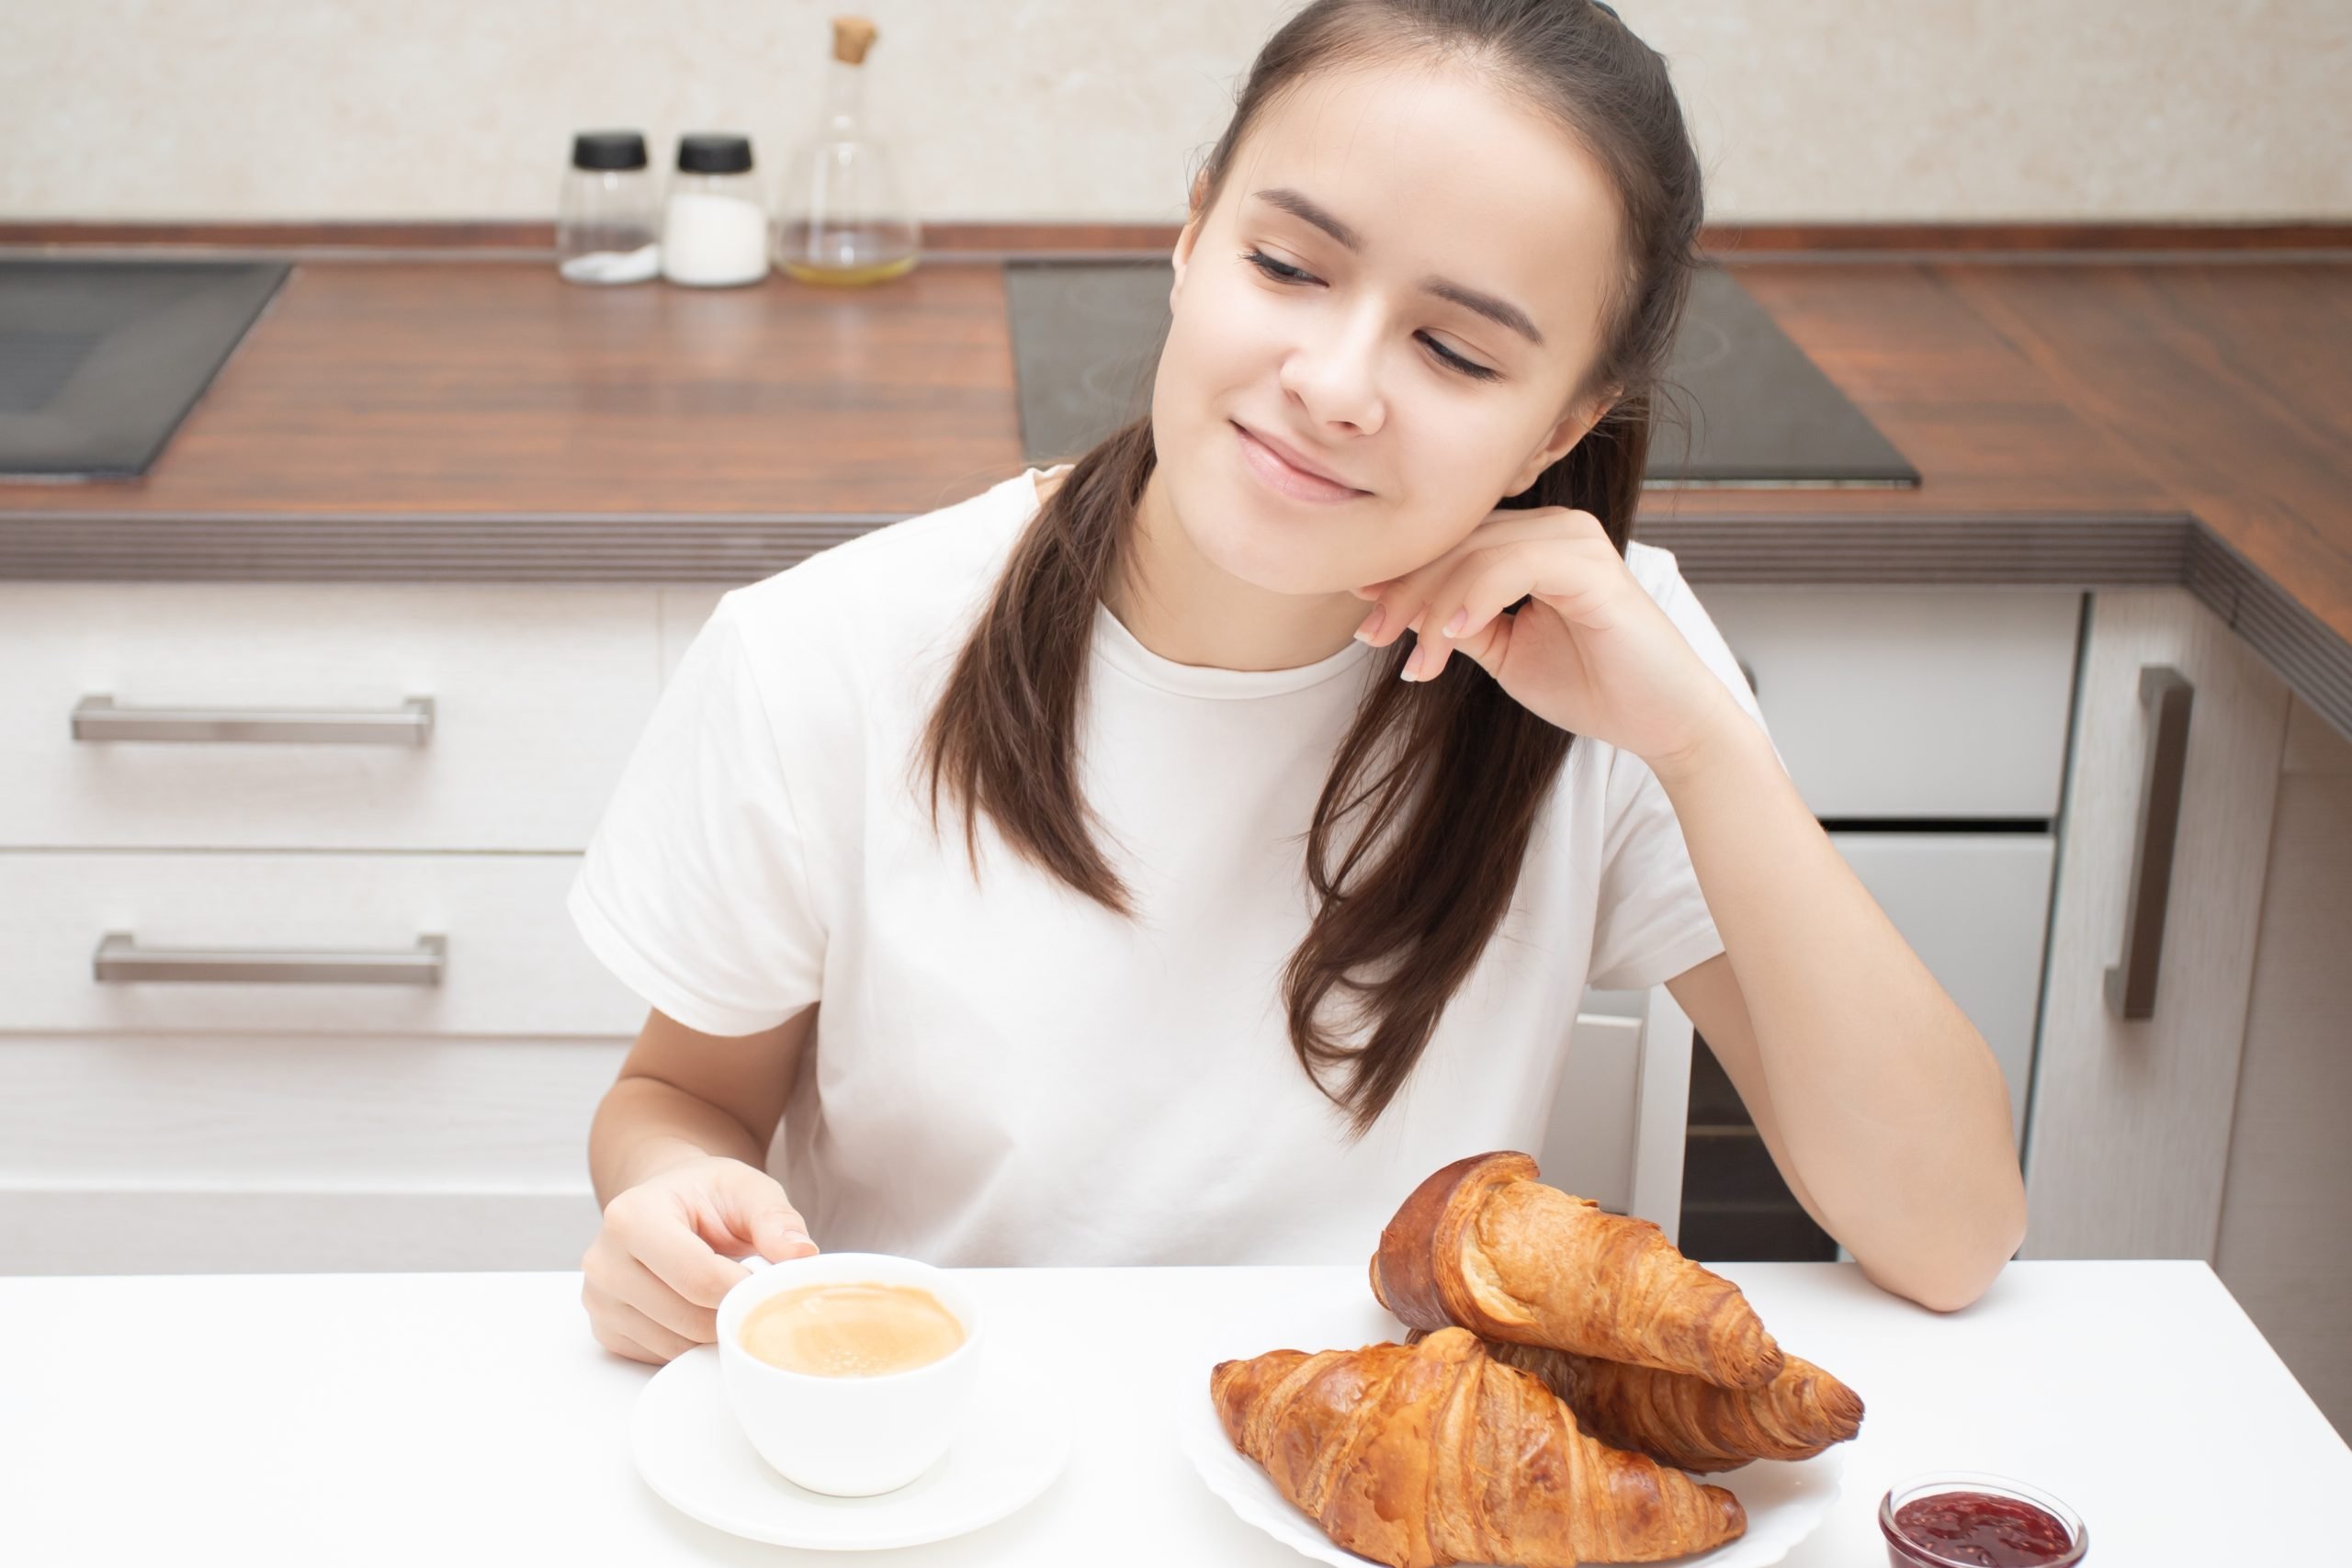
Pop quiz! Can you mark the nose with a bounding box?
[1277,303,1386,438]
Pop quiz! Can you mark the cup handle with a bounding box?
[731,1255,775,1273]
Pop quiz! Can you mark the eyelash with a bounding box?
[1238,249,1501,382]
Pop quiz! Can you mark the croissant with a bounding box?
[1211,1326,1747,1567]
[1405,1327,1864,1473]
[1372,1151,1782,1389]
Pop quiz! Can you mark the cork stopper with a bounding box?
[831,17,877,65]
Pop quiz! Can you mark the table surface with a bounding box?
[3,1258,2345,1565]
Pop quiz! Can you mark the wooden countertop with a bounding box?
[1,254,2345,732]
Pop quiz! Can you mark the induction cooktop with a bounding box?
[1004,259,1918,489]
[0,259,288,479]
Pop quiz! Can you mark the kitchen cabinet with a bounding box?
[0,583,664,852]
[2021,589,2352,1436]
[1827,832,2054,1146]
[1699,585,2083,821]
[1685,585,2080,1258]
[0,582,653,1276]
[2022,586,2291,1259]
[2212,700,2352,1438]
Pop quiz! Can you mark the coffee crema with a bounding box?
[739,1280,966,1378]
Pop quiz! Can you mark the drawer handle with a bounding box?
[2104,665,2194,1021]
[92,931,447,987]
[72,694,435,746]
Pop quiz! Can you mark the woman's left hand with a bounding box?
[1353,504,1740,773]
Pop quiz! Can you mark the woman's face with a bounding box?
[1152,55,1627,597]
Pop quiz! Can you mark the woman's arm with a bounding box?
[1656,716,2028,1313]
[589,1004,815,1207]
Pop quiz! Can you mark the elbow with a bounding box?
[1860,1177,2029,1315]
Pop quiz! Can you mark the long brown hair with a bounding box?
[916,0,1707,1139]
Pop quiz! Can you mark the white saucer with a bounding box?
[630,1345,1075,1551]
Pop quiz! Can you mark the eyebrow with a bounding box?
[1250,186,1547,348]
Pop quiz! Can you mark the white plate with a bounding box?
[1178,1307,1845,1568]
[630,1344,1074,1551]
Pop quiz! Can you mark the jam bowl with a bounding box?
[1878,1471,2087,1568]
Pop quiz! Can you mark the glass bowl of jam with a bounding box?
[1879,1472,2086,1567]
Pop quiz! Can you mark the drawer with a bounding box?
[0,1189,605,1274]
[0,851,645,1038]
[0,582,662,851]
[1698,587,2082,819]
[0,1033,628,1190]
[1829,830,2057,1145]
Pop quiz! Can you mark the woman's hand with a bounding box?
[1353,505,1741,773]
[581,1154,820,1365]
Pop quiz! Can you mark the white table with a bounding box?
[3,1259,2344,1565]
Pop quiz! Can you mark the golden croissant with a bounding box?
[1372,1151,1782,1389]
[1406,1326,1864,1473]
[1209,1325,1747,1567]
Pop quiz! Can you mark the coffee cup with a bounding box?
[714,1250,986,1496]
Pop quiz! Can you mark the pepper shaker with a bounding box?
[556,131,661,285]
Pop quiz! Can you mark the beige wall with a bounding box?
[3,0,2346,224]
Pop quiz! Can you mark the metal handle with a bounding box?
[92,931,447,987]
[72,694,435,746]
[2105,665,2194,1020]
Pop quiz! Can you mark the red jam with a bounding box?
[1891,1490,2076,1567]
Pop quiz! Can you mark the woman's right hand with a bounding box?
[582,1154,820,1365]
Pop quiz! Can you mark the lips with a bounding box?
[1232,421,1363,493]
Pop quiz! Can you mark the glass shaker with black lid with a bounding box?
[556,130,661,284]
[662,133,771,288]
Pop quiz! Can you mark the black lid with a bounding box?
[571,130,649,172]
[676,133,754,175]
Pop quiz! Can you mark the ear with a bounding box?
[1508,388,1620,495]
[1171,167,1212,295]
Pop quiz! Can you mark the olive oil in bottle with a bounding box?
[775,16,921,286]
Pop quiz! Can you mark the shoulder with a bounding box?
[1622,537,1690,606]
[719,469,1039,665]
[1621,537,1766,729]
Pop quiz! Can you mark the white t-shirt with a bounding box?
[568,465,1769,1268]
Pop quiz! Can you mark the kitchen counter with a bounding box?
[2,1259,2345,1563]
[0,254,2346,734]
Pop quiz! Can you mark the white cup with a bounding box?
[714,1250,986,1497]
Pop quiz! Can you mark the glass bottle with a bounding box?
[774,16,921,287]
[556,131,661,284]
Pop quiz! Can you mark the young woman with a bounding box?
[574,0,2027,1367]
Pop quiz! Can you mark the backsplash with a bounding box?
[3,0,2343,224]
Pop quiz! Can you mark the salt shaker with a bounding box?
[556,131,661,285]
[662,134,770,288]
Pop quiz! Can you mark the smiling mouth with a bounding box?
[1232,422,1366,502]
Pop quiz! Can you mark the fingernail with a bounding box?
[1442,607,1467,637]
[1399,646,1421,682]
[1352,605,1385,644]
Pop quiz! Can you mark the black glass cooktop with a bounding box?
[1004,259,1918,489]
[0,259,288,479]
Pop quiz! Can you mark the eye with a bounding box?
[1241,247,1315,286]
[1238,249,1501,382]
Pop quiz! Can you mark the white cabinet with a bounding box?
[1693,586,2079,1197]
[0,582,665,1276]
[0,851,641,1038]
[0,583,662,852]
[2022,588,2291,1259]
[1701,586,2082,820]
[1828,833,2055,1145]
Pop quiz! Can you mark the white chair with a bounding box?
[1537,985,1694,1245]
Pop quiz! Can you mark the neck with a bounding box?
[1096,466,1372,673]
